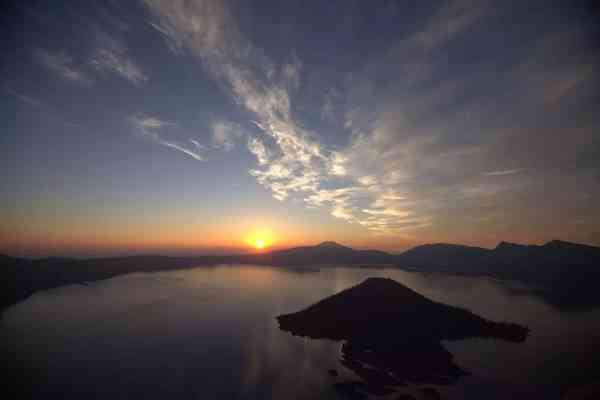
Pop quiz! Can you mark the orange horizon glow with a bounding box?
[6,212,597,258]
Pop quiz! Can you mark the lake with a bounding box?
[2,265,599,399]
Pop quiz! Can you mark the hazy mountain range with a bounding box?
[2,239,599,311]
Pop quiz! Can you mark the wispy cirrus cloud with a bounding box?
[139,0,486,235]
[3,87,45,108]
[34,5,147,88]
[129,115,245,160]
[334,0,600,238]
[89,25,148,86]
[211,121,243,152]
[91,48,148,86]
[482,169,522,177]
[36,42,147,87]
[142,0,349,209]
[141,0,600,239]
[129,114,206,161]
[35,49,94,85]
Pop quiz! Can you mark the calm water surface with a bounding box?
[3,265,599,399]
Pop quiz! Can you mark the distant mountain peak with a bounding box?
[543,239,597,251]
[495,239,590,251]
[315,241,349,249]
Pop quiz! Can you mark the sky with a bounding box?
[1,0,600,257]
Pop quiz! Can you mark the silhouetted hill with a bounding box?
[394,240,600,308]
[237,241,391,266]
[278,277,527,396]
[395,240,600,276]
[394,239,599,272]
[315,241,350,249]
[278,277,527,343]
[393,243,489,273]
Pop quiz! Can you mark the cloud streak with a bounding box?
[3,87,45,108]
[483,169,522,177]
[34,10,147,88]
[35,49,93,85]
[91,48,148,86]
[129,114,206,161]
[89,25,148,85]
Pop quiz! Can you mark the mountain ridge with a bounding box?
[3,238,595,261]
[2,238,599,311]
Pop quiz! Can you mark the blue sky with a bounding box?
[2,0,600,256]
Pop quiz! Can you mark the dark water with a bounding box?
[2,265,599,399]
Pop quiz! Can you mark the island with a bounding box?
[278,277,529,398]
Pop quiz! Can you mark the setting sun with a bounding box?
[244,228,275,251]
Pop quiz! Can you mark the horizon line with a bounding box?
[2,238,592,261]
